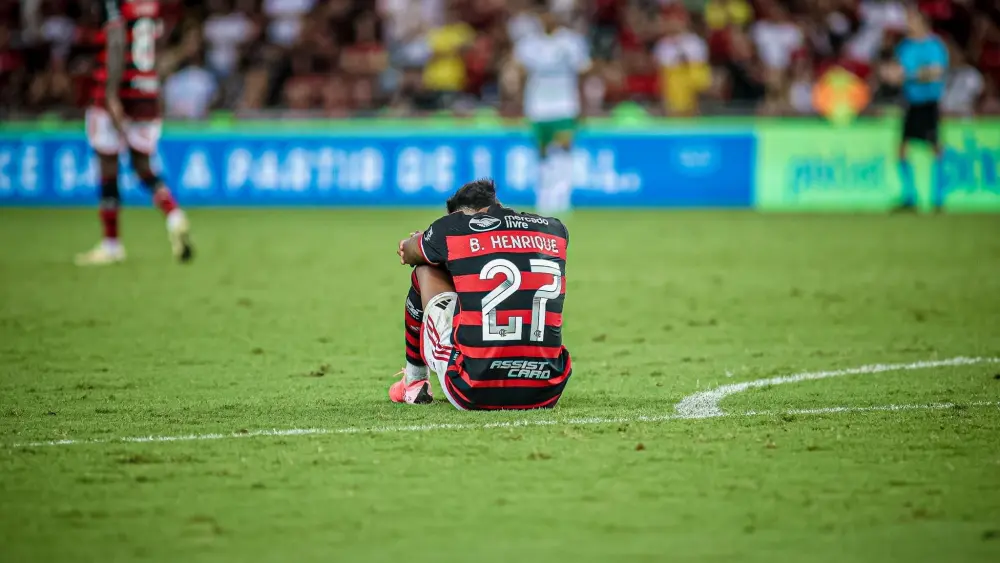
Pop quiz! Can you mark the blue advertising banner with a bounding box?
[0,130,755,208]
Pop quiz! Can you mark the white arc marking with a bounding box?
[9,356,998,448]
[740,400,997,417]
[674,356,998,419]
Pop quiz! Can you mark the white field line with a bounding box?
[10,356,999,448]
[674,356,999,419]
[740,400,997,417]
[11,401,999,448]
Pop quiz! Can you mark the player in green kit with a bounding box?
[513,7,591,216]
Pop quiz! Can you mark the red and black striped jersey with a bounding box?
[92,0,161,117]
[420,205,572,409]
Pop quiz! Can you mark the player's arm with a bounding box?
[894,42,946,84]
[916,66,943,82]
[917,41,948,82]
[398,232,429,266]
[882,45,912,86]
[915,57,944,82]
[103,1,126,132]
[398,219,449,266]
[575,34,594,77]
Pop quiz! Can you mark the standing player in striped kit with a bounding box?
[391,179,573,410]
[76,0,193,266]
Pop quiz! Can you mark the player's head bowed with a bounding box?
[447,178,500,215]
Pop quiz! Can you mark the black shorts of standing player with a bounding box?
[901,102,941,148]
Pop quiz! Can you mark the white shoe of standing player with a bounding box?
[74,240,127,266]
[166,209,194,263]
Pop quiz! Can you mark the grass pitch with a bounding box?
[1,208,999,563]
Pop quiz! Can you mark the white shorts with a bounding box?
[85,107,162,156]
[421,291,465,410]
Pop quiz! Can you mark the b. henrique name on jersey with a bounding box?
[419,204,571,410]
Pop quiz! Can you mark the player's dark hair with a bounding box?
[446,178,499,214]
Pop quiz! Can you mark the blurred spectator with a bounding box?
[164,52,219,118]
[842,0,906,73]
[378,0,432,96]
[321,74,352,116]
[341,11,388,77]
[723,25,765,106]
[654,12,710,115]
[549,0,578,20]
[788,57,815,115]
[466,0,505,31]
[161,0,187,34]
[941,44,984,116]
[203,0,257,77]
[380,0,443,37]
[860,0,908,32]
[751,2,804,113]
[263,0,316,47]
[464,23,502,102]
[422,3,475,107]
[39,1,77,62]
[801,0,854,63]
[751,3,803,73]
[4,0,1000,118]
[160,23,204,79]
[704,0,753,31]
[352,73,376,113]
[287,13,338,76]
[588,0,623,62]
[238,64,273,111]
[284,74,317,113]
[27,56,73,109]
[0,23,26,110]
[617,48,658,104]
[970,6,1000,112]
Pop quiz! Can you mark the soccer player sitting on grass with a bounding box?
[391,179,573,410]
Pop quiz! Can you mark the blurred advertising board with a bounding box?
[0,126,755,208]
[755,119,1000,212]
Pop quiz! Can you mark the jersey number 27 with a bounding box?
[480,258,561,342]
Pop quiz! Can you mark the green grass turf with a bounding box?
[1,208,999,563]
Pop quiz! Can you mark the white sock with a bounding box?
[404,361,428,384]
[102,238,121,252]
[549,149,574,214]
[535,155,549,213]
[536,154,556,214]
[166,208,186,231]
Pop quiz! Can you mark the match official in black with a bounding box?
[880,6,948,211]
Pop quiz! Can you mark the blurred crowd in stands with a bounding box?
[2,0,999,119]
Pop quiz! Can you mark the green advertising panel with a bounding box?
[756,119,1000,212]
